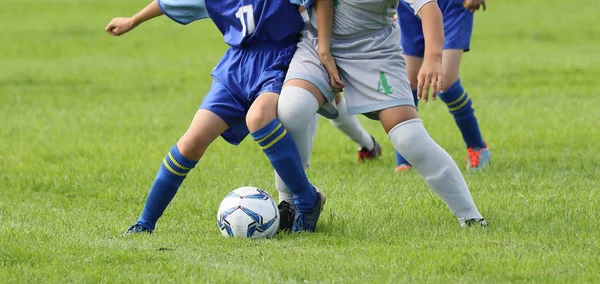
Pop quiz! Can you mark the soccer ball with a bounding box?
[217,186,280,238]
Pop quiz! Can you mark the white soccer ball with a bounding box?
[217,186,280,238]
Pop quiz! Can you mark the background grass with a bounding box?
[1,0,599,282]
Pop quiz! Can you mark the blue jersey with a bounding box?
[159,0,309,47]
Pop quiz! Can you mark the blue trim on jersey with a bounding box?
[158,0,209,25]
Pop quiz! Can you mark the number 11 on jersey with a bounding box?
[235,5,256,36]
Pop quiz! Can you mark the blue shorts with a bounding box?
[199,42,296,145]
[397,0,474,57]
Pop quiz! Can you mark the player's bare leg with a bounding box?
[330,93,382,162]
[125,109,228,235]
[378,105,486,226]
[177,110,229,160]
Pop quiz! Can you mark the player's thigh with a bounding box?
[402,55,423,90]
[177,109,229,160]
[378,105,419,133]
[284,27,333,107]
[442,49,464,89]
[246,92,279,132]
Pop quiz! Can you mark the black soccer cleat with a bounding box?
[278,201,296,232]
[358,136,382,162]
[460,218,488,228]
[123,224,153,236]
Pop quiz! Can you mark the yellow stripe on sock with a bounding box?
[449,98,471,111]
[261,129,287,150]
[446,91,467,107]
[168,152,191,171]
[163,158,187,177]
[256,123,282,144]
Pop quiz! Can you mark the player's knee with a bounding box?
[246,104,276,132]
[176,135,210,161]
[278,86,319,132]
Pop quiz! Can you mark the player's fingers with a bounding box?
[329,74,341,92]
[333,72,345,88]
[105,22,115,33]
[422,75,432,103]
[416,75,424,100]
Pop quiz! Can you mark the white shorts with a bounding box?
[285,23,415,120]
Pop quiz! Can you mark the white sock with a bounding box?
[330,96,374,150]
[306,113,318,167]
[274,86,320,205]
[275,171,295,205]
[388,118,483,222]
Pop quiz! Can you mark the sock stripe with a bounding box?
[262,129,288,150]
[255,123,282,143]
[446,91,467,107]
[162,158,187,176]
[449,98,471,112]
[168,152,191,171]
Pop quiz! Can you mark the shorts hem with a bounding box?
[348,99,416,120]
[285,73,335,103]
[443,43,471,52]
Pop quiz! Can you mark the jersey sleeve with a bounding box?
[289,0,313,8]
[402,0,437,15]
[158,0,210,25]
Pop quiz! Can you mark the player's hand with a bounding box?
[417,57,443,103]
[463,0,486,12]
[105,17,136,36]
[393,13,398,22]
[318,51,345,93]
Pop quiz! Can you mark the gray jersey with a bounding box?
[309,0,435,39]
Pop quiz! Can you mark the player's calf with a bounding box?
[437,79,486,149]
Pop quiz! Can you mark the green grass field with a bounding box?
[1,0,599,282]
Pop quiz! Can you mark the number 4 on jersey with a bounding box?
[235,5,256,36]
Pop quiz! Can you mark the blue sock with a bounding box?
[437,79,485,149]
[395,90,419,166]
[137,145,198,230]
[251,119,317,212]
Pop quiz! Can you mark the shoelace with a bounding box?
[467,148,481,168]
